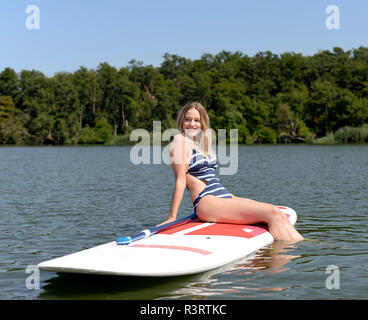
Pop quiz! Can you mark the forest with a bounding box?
[1,46,368,145]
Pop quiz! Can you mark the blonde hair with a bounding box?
[176,101,214,158]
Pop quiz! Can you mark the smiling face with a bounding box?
[176,102,212,155]
[183,107,202,139]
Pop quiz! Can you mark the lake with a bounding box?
[0,145,367,299]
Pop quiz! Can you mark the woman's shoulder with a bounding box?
[169,134,194,158]
[172,133,186,143]
[171,134,195,148]
[170,133,185,150]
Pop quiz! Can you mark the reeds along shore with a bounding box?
[313,126,368,144]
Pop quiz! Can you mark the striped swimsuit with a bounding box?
[186,149,232,213]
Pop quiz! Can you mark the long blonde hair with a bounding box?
[176,101,214,158]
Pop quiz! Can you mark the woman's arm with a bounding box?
[167,173,186,221]
[158,134,190,225]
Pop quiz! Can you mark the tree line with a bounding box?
[1,46,368,145]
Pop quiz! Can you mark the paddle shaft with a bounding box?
[116,213,197,245]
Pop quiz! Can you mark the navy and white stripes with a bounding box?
[186,149,232,213]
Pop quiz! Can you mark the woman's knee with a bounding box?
[267,206,288,225]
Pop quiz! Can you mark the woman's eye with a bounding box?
[184,118,200,123]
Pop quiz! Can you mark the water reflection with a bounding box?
[165,241,301,299]
[231,241,300,276]
[38,272,200,300]
[38,241,300,300]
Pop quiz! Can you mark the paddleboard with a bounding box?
[38,206,297,277]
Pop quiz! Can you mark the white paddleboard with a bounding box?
[38,206,297,277]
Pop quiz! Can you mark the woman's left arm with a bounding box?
[166,174,186,222]
[157,134,190,225]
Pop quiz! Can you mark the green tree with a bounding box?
[0,46,367,145]
[0,96,28,144]
[73,66,93,132]
[0,68,19,99]
[306,80,337,136]
[0,96,15,123]
[114,67,140,134]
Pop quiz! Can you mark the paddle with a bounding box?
[116,213,197,245]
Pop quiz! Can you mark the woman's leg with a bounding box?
[196,195,303,241]
[231,196,303,241]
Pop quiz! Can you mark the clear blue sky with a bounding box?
[1,0,367,76]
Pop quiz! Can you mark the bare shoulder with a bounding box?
[169,134,192,162]
[172,133,186,143]
[170,134,187,151]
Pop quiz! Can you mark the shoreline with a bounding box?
[1,142,367,147]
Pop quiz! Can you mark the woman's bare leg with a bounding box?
[196,195,304,241]
[231,196,304,241]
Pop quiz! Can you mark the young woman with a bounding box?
[159,101,303,241]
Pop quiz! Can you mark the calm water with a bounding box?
[0,145,367,300]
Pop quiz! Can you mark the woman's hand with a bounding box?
[156,217,177,227]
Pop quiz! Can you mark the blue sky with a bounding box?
[1,0,367,76]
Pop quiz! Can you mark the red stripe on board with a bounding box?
[130,244,212,255]
[158,219,203,235]
[185,223,268,238]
